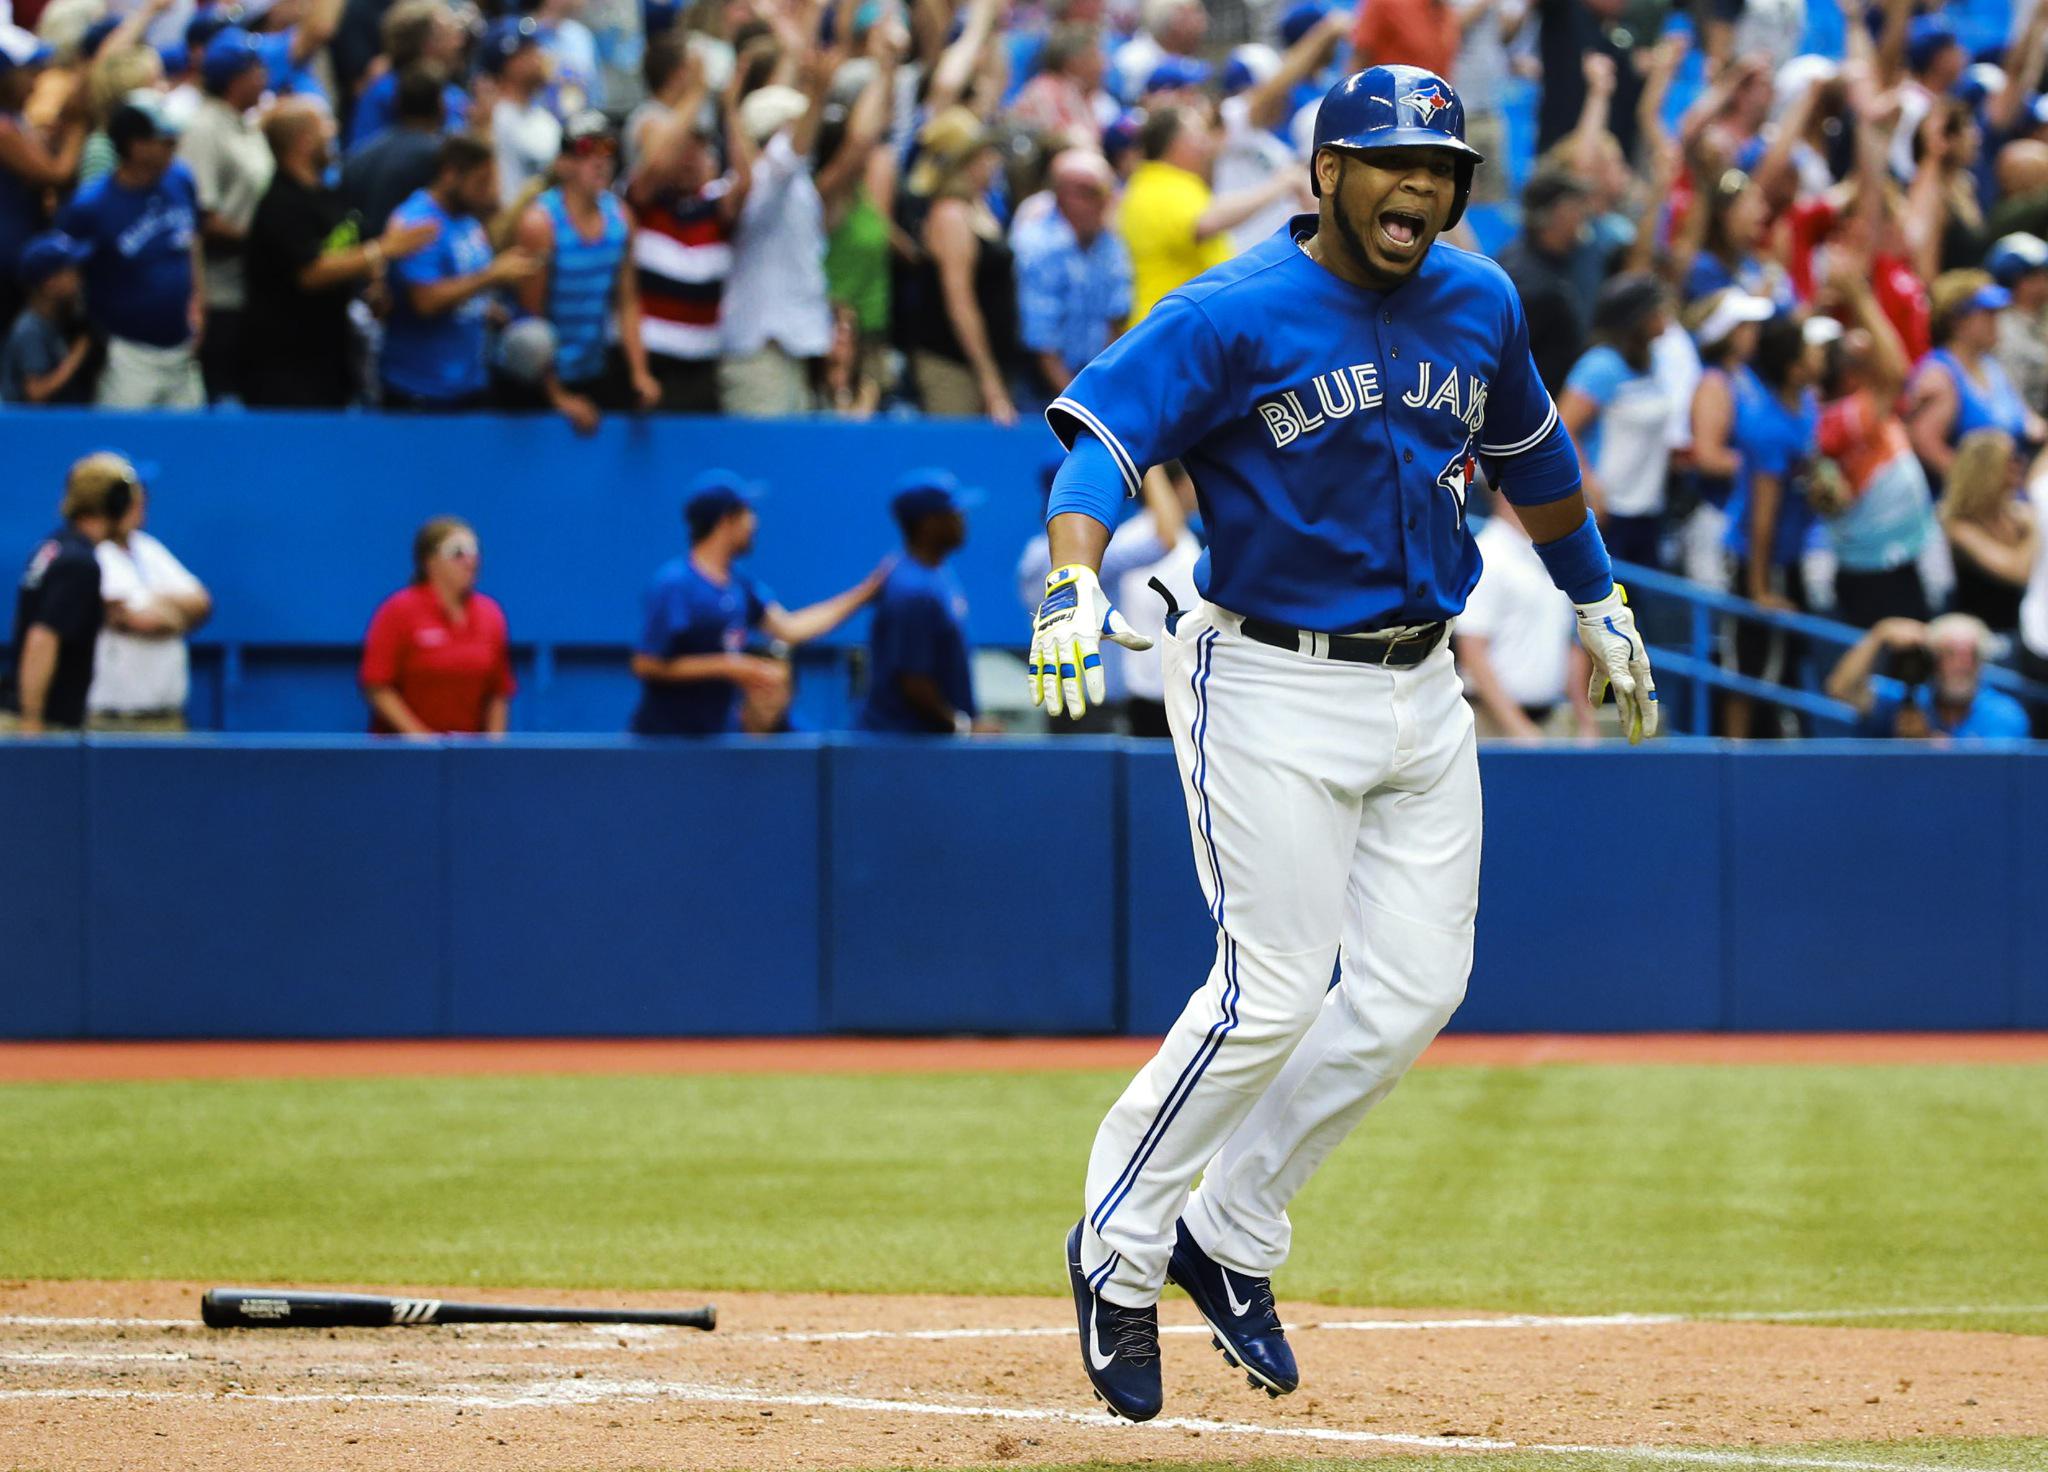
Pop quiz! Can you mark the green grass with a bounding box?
[836,1443,2048,1472]
[2,1065,2045,1331]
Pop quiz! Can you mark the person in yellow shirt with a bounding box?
[1118,103,1309,325]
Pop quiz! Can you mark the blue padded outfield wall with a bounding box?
[0,410,1061,733]
[3,739,2044,1040]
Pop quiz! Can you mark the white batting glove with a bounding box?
[1029,563,1153,719]
[1575,583,1659,744]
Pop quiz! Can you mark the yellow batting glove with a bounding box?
[1028,564,1152,719]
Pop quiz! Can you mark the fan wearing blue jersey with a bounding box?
[1034,65,1658,1423]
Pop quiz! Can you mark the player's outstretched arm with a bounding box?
[1521,493,1659,745]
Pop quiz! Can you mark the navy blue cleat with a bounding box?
[1065,1222,1163,1421]
[1166,1219,1298,1397]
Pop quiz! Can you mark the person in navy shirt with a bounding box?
[1827,614,2032,742]
[860,471,991,735]
[379,134,538,408]
[56,92,205,409]
[630,471,888,736]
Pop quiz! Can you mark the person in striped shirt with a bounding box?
[624,49,755,413]
[512,110,660,431]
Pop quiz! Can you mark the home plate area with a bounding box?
[3,1283,2045,1471]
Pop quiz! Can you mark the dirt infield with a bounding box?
[2,1280,2043,1471]
[6,1032,2048,1083]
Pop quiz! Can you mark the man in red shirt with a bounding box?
[1351,0,1460,82]
[359,516,516,734]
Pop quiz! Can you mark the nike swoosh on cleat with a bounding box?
[1088,1300,1116,1372]
[1222,1269,1252,1318]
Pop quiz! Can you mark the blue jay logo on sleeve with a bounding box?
[1401,85,1453,127]
[1256,359,1488,448]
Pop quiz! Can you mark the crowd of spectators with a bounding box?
[4,0,2048,737]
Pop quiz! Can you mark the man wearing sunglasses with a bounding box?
[509,111,660,431]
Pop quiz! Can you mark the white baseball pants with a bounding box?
[1079,600,1482,1307]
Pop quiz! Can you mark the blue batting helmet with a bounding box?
[1309,65,1484,228]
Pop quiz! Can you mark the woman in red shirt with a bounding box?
[359,517,516,735]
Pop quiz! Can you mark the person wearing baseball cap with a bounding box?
[1,453,136,735]
[860,470,992,735]
[484,15,560,206]
[1,231,94,404]
[180,26,273,400]
[1983,233,2048,419]
[0,22,86,327]
[1907,269,2045,482]
[56,90,206,408]
[630,471,888,737]
[1676,287,1775,585]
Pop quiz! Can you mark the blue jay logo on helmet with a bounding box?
[1402,84,1453,127]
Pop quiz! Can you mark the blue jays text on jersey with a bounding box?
[1046,215,1578,633]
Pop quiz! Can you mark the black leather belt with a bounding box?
[1237,617,1448,667]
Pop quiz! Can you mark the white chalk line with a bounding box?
[0,1350,190,1364]
[0,1374,2017,1472]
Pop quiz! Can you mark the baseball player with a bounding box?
[1028,66,1657,1423]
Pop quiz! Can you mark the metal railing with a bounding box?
[1611,560,2048,736]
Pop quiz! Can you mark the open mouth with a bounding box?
[1377,209,1428,252]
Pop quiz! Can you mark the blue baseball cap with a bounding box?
[1962,281,2013,315]
[480,15,542,75]
[202,27,266,91]
[16,230,91,287]
[108,89,183,150]
[1954,60,2005,111]
[1144,55,1212,94]
[1907,13,1960,74]
[1102,108,1143,163]
[1278,0,1330,49]
[186,6,235,49]
[890,468,982,529]
[0,22,54,72]
[683,469,766,541]
[1985,232,2048,286]
[1221,43,1279,96]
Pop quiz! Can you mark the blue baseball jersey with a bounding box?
[859,559,977,733]
[1046,215,1578,632]
[630,556,771,736]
